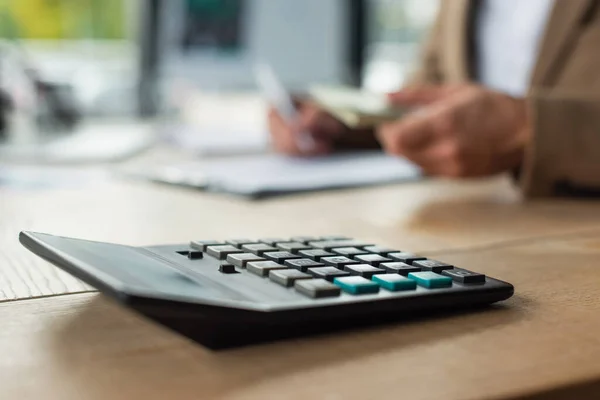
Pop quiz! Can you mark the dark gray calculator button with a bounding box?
[319,235,351,240]
[206,245,244,260]
[442,268,486,283]
[309,266,351,282]
[284,258,325,272]
[321,256,360,269]
[187,250,203,260]
[291,236,321,244]
[264,251,302,263]
[242,243,277,256]
[363,246,399,256]
[298,249,334,261]
[276,242,312,254]
[226,253,265,268]
[413,259,454,273]
[219,263,237,274]
[269,269,312,287]
[388,252,427,264]
[190,240,225,251]
[295,279,341,298]
[332,247,369,257]
[344,264,386,279]
[354,254,392,266]
[247,261,287,277]
[380,262,421,275]
[259,238,289,246]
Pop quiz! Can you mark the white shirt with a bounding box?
[476,0,555,96]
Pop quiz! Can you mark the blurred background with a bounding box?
[0,0,438,184]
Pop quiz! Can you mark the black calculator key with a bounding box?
[442,268,486,283]
[241,243,277,256]
[284,258,325,272]
[190,240,225,251]
[226,239,259,248]
[321,256,360,269]
[319,235,351,240]
[247,261,288,277]
[332,247,369,257]
[276,242,312,254]
[298,249,335,261]
[354,254,392,266]
[363,246,399,256]
[344,264,386,279]
[413,259,454,273]
[388,252,427,264]
[269,269,312,287]
[206,245,244,260]
[291,236,321,244]
[264,251,302,263]
[259,238,289,246]
[308,240,373,251]
[226,253,265,268]
[219,263,237,274]
[187,250,203,260]
[309,266,351,282]
[380,262,421,275]
[294,279,341,298]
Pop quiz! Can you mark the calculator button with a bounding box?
[388,252,427,264]
[309,266,351,282]
[226,253,265,268]
[354,254,392,266]
[284,258,325,272]
[247,261,288,277]
[264,251,302,263]
[226,239,259,248]
[380,262,421,275]
[362,246,399,256]
[413,259,454,273]
[206,245,244,260]
[241,243,278,256]
[332,247,369,257]
[187,250,203,260]
[372,274,417,291]
[276,242,312,254]
[259,238,289,246]
[309,240,373,251]
[319,235,351,240]
[291,236,321,244]
[298,249,334,261]
[334,276,380,294]
[294,279,341,298]
[408,272,452,288]
[321,256,360,269]
[344,264,386,279]
[269,269,312,287]
[190,240,225,251]
[442,268,486,283]
[219,263,237,274]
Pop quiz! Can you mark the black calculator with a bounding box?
[20,231,514,349]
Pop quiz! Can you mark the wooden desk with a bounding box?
[1,170,600,399]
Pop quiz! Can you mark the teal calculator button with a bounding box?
[334,276,380,294]
[407,271,452,288]
[372,274,417,291]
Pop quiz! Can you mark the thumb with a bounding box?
[387,85,461,106]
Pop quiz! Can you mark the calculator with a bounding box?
[20,231,514,349]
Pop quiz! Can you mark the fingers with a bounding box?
[387,85,465,107]
[268,107,331,156]
[297,102,345,139]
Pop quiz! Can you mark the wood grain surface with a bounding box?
[2,172,600,302]
[1,231,599,400]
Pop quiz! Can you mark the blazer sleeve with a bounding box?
[520,89,600,197]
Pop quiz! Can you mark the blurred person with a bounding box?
[268,0,600,197]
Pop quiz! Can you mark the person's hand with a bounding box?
[377,84,530,177]
[268,100,347,156]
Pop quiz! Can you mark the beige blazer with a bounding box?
[413,0,600,197]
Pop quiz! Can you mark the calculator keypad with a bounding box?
[196,237,487,299]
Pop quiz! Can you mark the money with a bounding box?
[308,85,406,128]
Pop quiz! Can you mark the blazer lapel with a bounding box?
[530,0,595,87]
[443,0,471,81]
